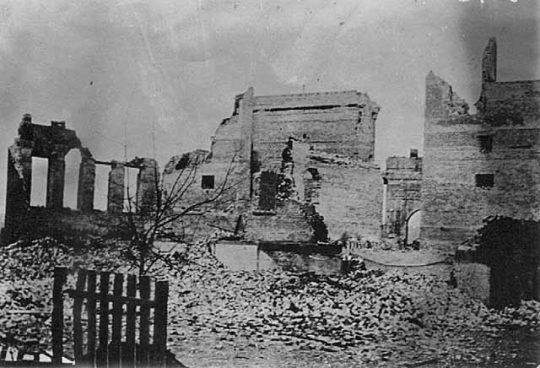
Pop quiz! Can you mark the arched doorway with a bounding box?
[405,209,421,245]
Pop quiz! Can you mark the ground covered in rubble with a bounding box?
[0,238,539,367]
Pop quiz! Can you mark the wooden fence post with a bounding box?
[73,270,87,362]
[54,269,171,367]
[52,267,67,365]
[124,274,137,365]
[138,276,151,367]
[86,270,97,366]
[153,280,169,367]
[109,273,124,367]
[97,272,110,368]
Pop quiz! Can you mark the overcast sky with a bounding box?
[0,0,538,211]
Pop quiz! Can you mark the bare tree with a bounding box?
[121,150,248,276]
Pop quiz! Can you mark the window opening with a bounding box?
[30,157,48,206]
[64,150,81,209]
[94,165,109,211]
[478,135,493,153]
[202,175,215,190]
[475,174,494,188]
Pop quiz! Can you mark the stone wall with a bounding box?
[2,115,161,244]
[384,152,422,239]
[162,88,383,244]
[161,149,250,241]
[420,38,540,251]
[245,200,315,243]
[5,87,384,245]
[22,207,126,240]
[252,91,379,171]
[308,153,382,240]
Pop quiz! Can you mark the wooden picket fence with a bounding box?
[52,267,170,367]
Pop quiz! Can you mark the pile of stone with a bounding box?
[167,262,540,360]
[0,237,538,364]
[0,238,131,351]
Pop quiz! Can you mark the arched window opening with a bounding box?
[406,210,422,244]
[94,164,110,211]
[30,157,48,207]
[64,149,82,209]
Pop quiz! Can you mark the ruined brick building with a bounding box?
[4,37,536,255]
[421,38,540,250]
[163,89,383,243]
[1,114,160,244]
[2,90,383,245]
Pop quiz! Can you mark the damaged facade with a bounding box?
[5,37,536,262]
[163,89,383,243]
[383,149,422,242]
[421,38,540,250]
[2,90,383,245]
[1,114,159,244]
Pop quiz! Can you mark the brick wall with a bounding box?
[11,207,126,240]
[308,154,382,240]
[167,88,383,244]
[421,40,540,251]
[252,91,379,170]
[384,155,422,238]
[244,200,314,242]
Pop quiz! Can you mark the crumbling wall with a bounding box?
[161,148,250,240]
[247,90,382,243]
[166,88,382,244]
[133,158,160,213]
[23,207,126,240]
[158,89,256,241]
[384,152,422,239]
[245,141,324,244]
[247,138,382,243]
[77,153,96,211]
[6,87,382,245]
[245,200,315,243]
[2,115,160,244]
[107,162,125,213]
[252,91,379,170]
[308,152,382,240]
[2,115,89,243]
[421,38,540,251]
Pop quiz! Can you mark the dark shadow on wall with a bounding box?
[474,217,540,309]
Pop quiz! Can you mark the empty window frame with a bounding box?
[478,135,493,153]
[201,175,215,189]
[475,174,494,189]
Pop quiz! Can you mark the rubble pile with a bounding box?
[0,238,130,351]
[0,237,538,365]
[168,261,540,362]
[0,238,129,281]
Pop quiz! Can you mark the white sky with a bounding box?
[0,0,538,211]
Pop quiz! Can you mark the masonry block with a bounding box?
[77,157,96,211]
[136,158,160,213]
[46,152,66,209]
[107,163,125,213]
